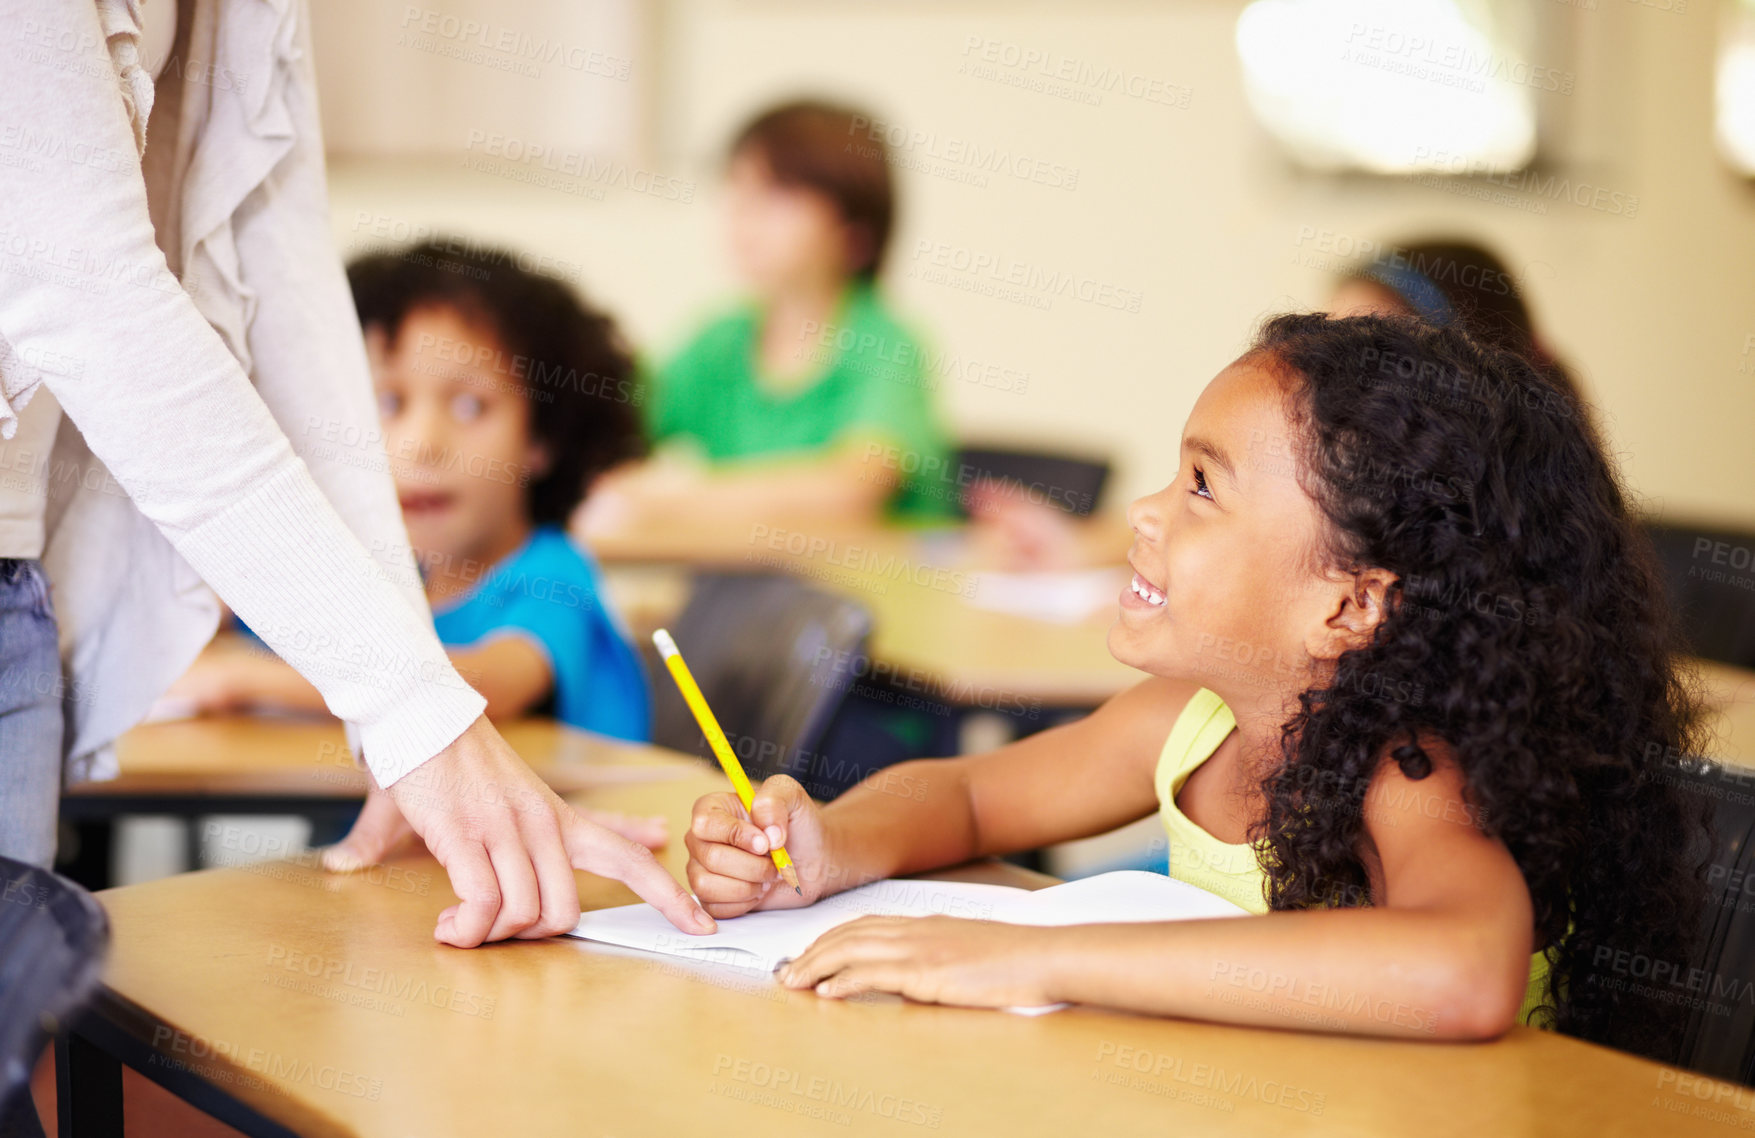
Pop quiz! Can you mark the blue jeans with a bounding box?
[0,560,61,869]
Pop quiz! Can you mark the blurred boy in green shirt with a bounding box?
[582,100,954,532]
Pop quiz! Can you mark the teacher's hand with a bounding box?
[325,716,716,946]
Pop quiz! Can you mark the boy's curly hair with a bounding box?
[1249,312,1710,1061]
[347,239,647,525]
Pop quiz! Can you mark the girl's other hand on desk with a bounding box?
[686,774,830,918]
[777,915,1059,1009]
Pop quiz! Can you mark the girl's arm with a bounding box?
[684,677,1191,914]
[780,750,1537,1042]
[829,674,1190,877]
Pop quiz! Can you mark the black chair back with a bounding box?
[647,572,873,785]
[0,858,107,1112]
[1643,522,1755,669]
[953,445,1111,518]
[1675,760,1755,1083]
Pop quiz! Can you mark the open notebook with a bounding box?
[567,870,1248,1014]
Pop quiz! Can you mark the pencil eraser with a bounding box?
[652,628,679,659]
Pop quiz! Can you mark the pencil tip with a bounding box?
[794,886,803,895]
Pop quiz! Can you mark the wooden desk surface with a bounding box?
[609,561,1140,711]
[858,573,1138,711]
[85,662,1755,809]
[599,516,1755,746]
[589,515,913,569]
[71,717,702,799]
[598,518,1142,709]
[613,547,1755,758]
[95,772,1742,1138]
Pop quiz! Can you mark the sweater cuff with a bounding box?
[171,457,486,786]
[353,674,486,787]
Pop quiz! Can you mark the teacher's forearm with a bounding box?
[0,16,485,783]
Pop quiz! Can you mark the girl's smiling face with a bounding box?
[1111,358,1370,709]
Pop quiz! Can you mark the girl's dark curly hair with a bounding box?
[1246,312,1709,1061]
[347,239,647,525]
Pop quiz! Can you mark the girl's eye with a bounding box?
[1192,466,1213,500]
[450,393,485,422]
[377,391,402,419]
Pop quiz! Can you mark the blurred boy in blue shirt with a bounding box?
[172,239,652,741]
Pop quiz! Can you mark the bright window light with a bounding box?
[1235,0,1541,175]
[1717,0,1755,176]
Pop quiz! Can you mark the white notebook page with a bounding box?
[567,870,1248,1013]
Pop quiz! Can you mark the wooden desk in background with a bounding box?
[86,648,1755,774]
[596,515,1755,763]
[84,717,700,802]
[595,516,1141,711]
[63,770,1745,1138]
[56,718,704,890]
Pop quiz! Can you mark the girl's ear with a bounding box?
[1307,567,1398,658]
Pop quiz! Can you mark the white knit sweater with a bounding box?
[0,0,486,785]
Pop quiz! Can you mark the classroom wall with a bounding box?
[322,0,1755,528]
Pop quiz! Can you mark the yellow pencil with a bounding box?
[652,628,802,894]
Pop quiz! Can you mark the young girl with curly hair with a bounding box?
[683,311,1709,1059]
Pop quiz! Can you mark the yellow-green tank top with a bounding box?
[1155,687,1553,1029]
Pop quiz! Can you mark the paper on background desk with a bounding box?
[567,870,1248,1014]
[964,569,1125,624]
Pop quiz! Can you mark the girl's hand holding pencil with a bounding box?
[685,774,831,918]
[653,629,830,920]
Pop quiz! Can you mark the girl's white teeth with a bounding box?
[1131,574,1166,607]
